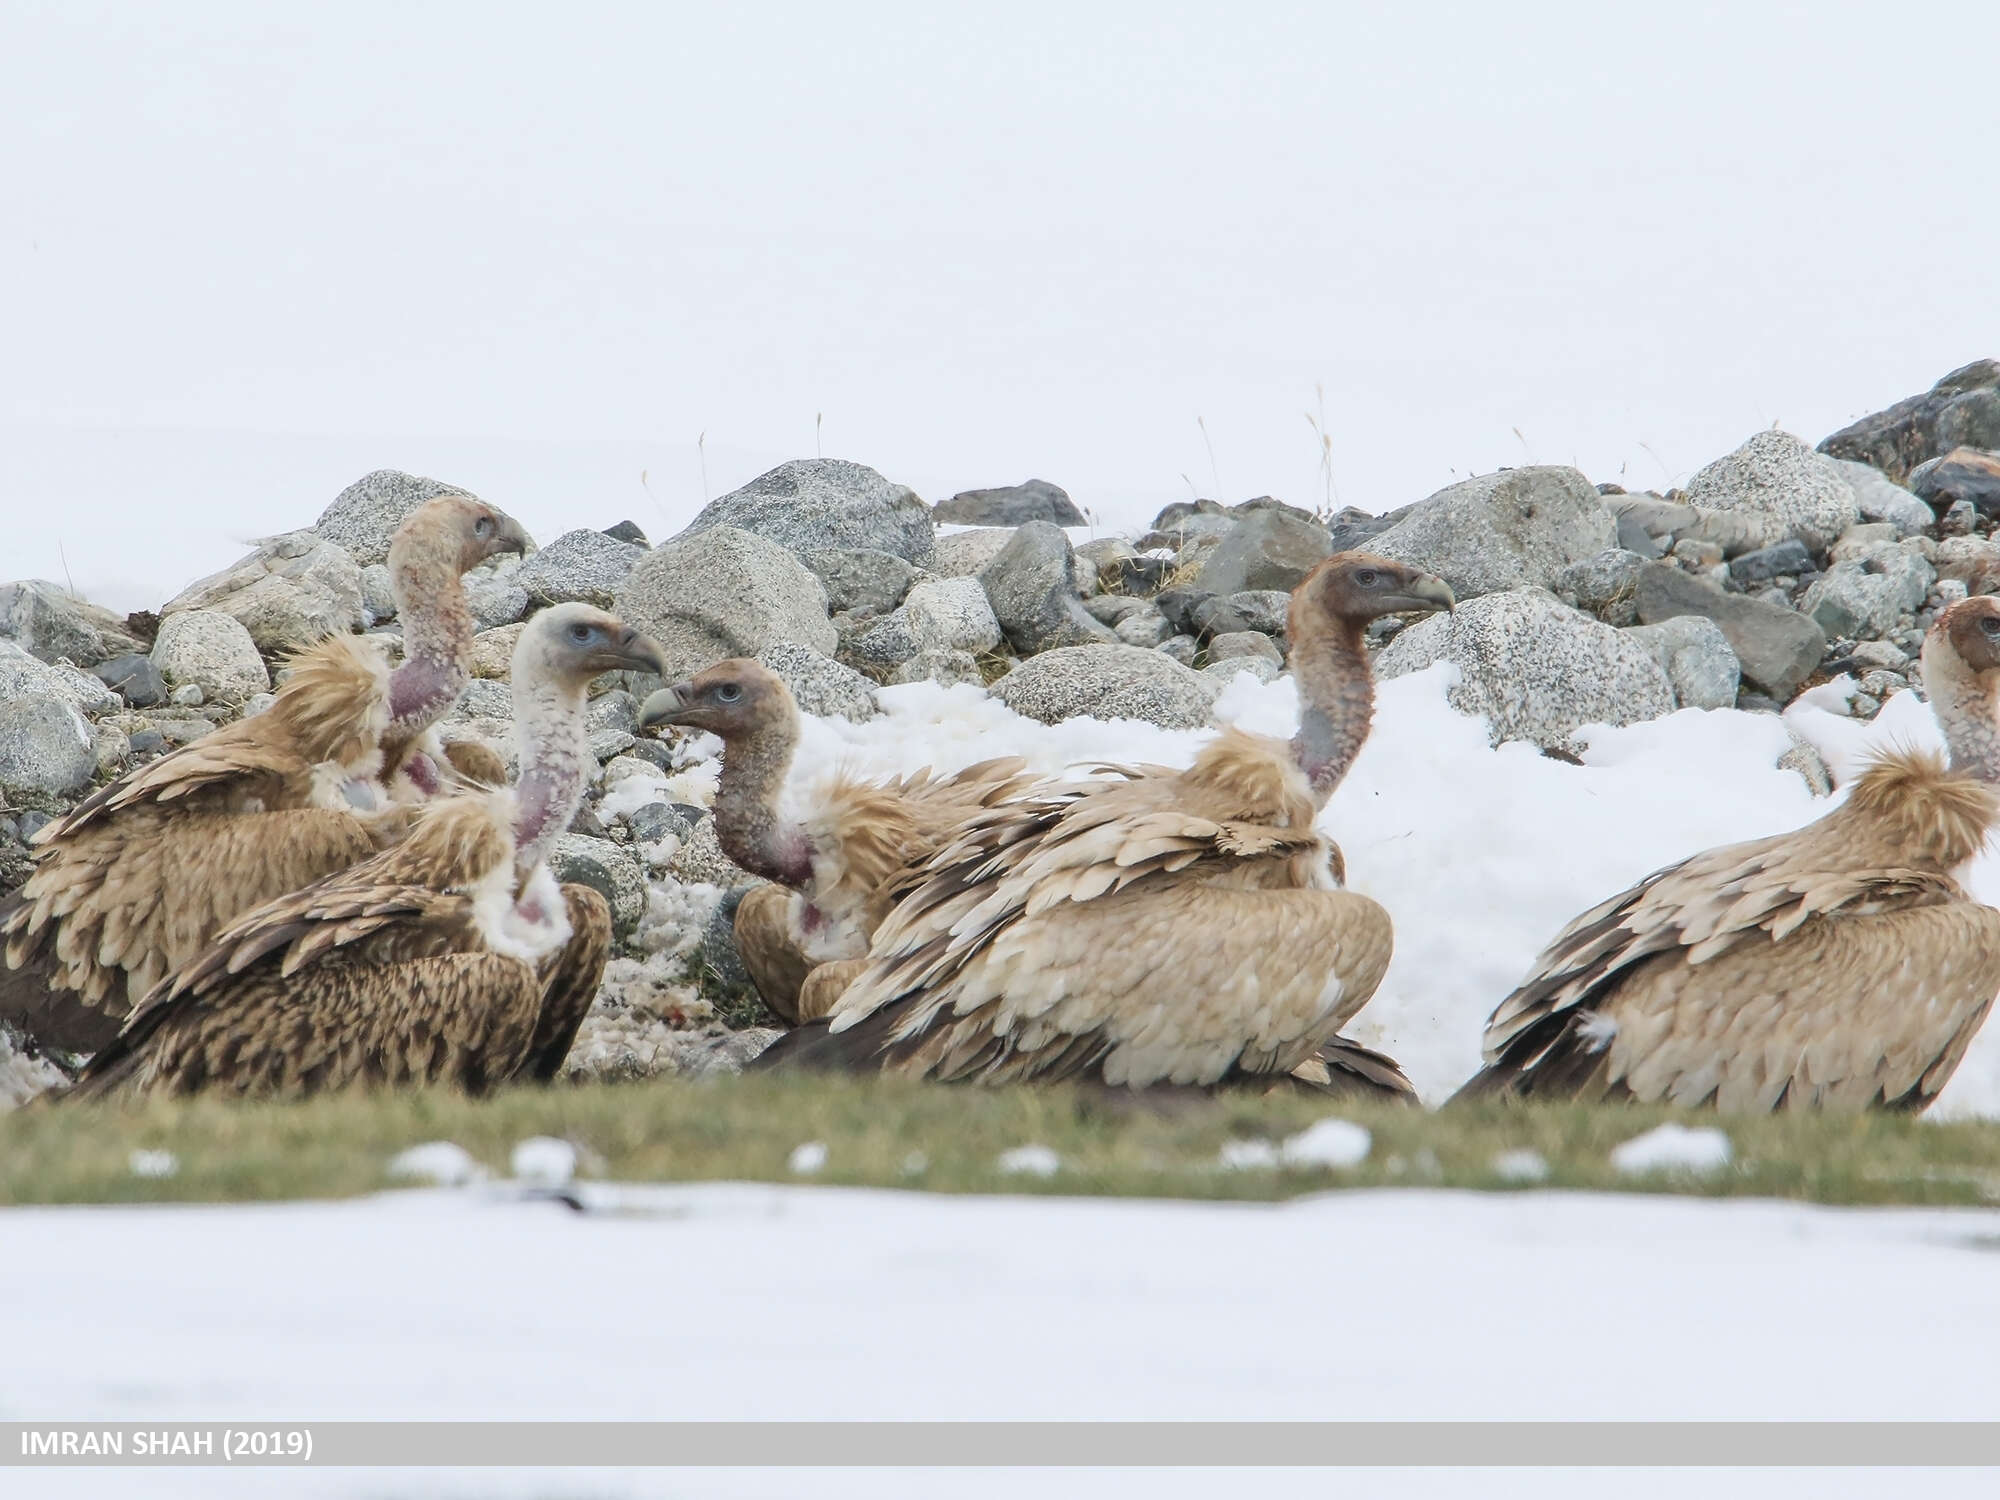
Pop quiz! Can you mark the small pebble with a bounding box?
[1218,1139,1280,1170]
[788,1141,828,1175]
[128,1149,179,1179]
[169,683,205,707]
[996,1144,1061,1178]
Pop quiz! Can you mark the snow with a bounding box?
[509,1137,578,1188]
[788,1141,829,1176]
[1611,1124,1735,1178]
[1279,1119,1373,1169]
[744,665,2000,1116]
[384,1142,485,1188]
[995,1145,1062,1178]
[1491,1149,1552,1184]
[126,1149,180,1180]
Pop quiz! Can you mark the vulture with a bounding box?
[66,604,665,1101]
[638,661,1035,1024]
[0,494,527,1052]
[753,554,1455,1095]
[1455,593,2000,1113]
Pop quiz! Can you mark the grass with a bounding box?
[6,1073,2000,1210]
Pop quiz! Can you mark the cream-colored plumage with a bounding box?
[0,496,527,1052]
[753,554,1455,1088]
[1458,595,2000,1113]
[66,604,667,1101]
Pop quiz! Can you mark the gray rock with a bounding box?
[127,728,166,758]
[1910,447,2000,516]
[0,640,120,716]
[615,526,836,681]
[464,555,531,630]
[1223,590,1292,637]
[1606,495,1697,555]
[1553,548,1648,627]
[1152,588,1213,637]
[587,689,641,738]
[358,563,397,624]
[1621,616,1741,711]
[1113,609,1173,648]
[93,722,131,777]
[1192,508,1334,595]
[1799,544,1935,640]
[889,648,986,689]
[548,834,647,946]
[0,692,97,797]
[448,677,514,722]
[149,609,270,702]
[1684,430,1860,553]
[243,692,276,717]
[1727,539,1815,586]
[1202,656,1283,685]
[626,801,692,848]
[1633,563,1826,700]
[1368,467,1613,599]
[90,653,167,707]
[163,529,364,653]
[603,520,649,546]
[315,469,479,567]
[928,527,1017,578]
[468,623,525,680]
[902,576,1003,656]
[934,479,1084,526]
[850,611,921,670]
[1323,505,1399,555]
[514,528,645,608]
[977,522,1116,655]
[1206,630,1283,666]
[1140,511,1238,551]
[1829,523,1901,563]
[1377,589,1675,748]
[1818,360,2000,482]
[0,580,128,666]
[992,644,1220,729]
[755,640,881,722]
[170,682,205,708]
[1076,537,1141,588]
[803,549,915,615]
[677,458,933,561]
[1085,593,1153,626]
[1834,459,1934,537]
[696,887,762,1002]
[1157,634,1199,666]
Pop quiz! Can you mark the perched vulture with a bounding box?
[754,555,1455,1094]
[0,494,527,1052]
[1455,594,2000,1113]
[66,604,665,1101]
[639,661,1035,1023]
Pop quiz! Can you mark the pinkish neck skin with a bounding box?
[509,673,591,882]
[712,720,815,888]
[384,542,476,748]
[1289,622,1374,805]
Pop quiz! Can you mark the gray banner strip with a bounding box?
[4,1422,1999,1467]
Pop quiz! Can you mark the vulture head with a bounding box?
[1933,594,2000,679]
[387,494,531,588]
[1289,552,1455,642]
[512,603,669,688]
[638,660,795,742]
[1923,595,2000,786]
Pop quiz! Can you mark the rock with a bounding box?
[463,556,530,630]
[1844,639,1911,673]
[1152,587,1213,637]
[587,690,641,738]
[696,888,762,1003]
[149,610,269,702]
[1076,538,1140,587]
[162,530,364,653]
[976,522,1116,655]
[513,528,645,608]
[889,648,985,689]
[1909,447,2000,516]
[934,479,1084,526]
[1,1021,67,1110]
[755,640,880,722]
[1324,505,1398,555]
[1621,616,1741,711]
[1940,499,1980,537]
[1830,523,1901,564]
[1085,593,1152,626]
[1833,459,1934,537]
[0,580,131,666]
[802,549,915,615]
[0,641,119,717]
[1552,548,1648,626]
[127,728,166,758]
[243,692,276,717]
[677,458,933,562]
[625,801,692,849]
[615,526,836,681]
[1633,563,1826,700]
[1671,538,1725,570]
[90,653,167,707]
[1727,539,1815,586]
[1192,508,1334,595]
[1684,431,1860,553]
[1819,360,2000,482]
[928,527,1017,578]
[358,563,397,623]
[315,469,481,567]
[1367,467,1612,599]
[1190,595,1264,640]
[1376,590,1675,749]
[92,722,131,776]
[850,611,921,670]
[548,834,647,945]
[0,692,97,797]
[603,520,648,546]
[170,682,205,708]
[448,677,514,722]
[1206,630,1282,666]
[1203,656,1282,685]
[991,644,1220,729]
[1799,544,1935,640]
[468,624,526,679]
[1779,733,1834,796]
[902,576,1003,656]
[1157,634,1198,665]
[1113,609,1173,648]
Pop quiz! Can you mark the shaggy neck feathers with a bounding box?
[712,716,816,888]
[1288,616,1374,805]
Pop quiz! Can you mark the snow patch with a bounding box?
[788,1141,829,1175]
[510,1137,577,1187]
[1279,1118,1372,1169]
[1491,1148,1552,1183]
[1610,1123,1734,1177]
[128,1149,180,1180]
[387,1142,486,1187]
[996,1145,1061,1177]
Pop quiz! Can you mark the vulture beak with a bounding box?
[1395,575,1456,615]
[639,682,696,729]
[596,628,669,678]
[497,515,533,557]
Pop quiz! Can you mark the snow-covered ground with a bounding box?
[756,662,2000,1116]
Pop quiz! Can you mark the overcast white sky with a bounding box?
[4,2,1997,608]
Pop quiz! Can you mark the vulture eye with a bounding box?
[474,516,495,539]
[568,622,595,644]
[714,682,744,703]
[1981,617,2000,637]
[1353,568,1380,588]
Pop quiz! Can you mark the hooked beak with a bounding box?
[595,628,668,678]
[639,681,696,728]
[496,515,532,557]
[1394,575,1456,615]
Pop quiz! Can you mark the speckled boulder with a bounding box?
[1621,616,1741,711]
[802,549,915,615]
[1376,588,1675,748]
[676,459,934,562]
[1684,431,1860,554]
[992,644,1220,729]
[902,576,1003,656]
[977,522,1116,655]
[1633,564,1826,701]
[928,527,1017,578]
[0,642,121,717]
[1367,466,1614,600]
[514,528,645,608]
[1799,543,1935,640]
[464,555,531,630]
[1553,548,1648,627]
[149,609,269,702]
[162,529,365,652]
[0,692,96,797]
[1833,460,1934,538]
[468,624,526,679]
[0,580,133,666]
[314,469,481,567]
[548,834,648,946]
[756,640,880,722]
[615,526,836,681]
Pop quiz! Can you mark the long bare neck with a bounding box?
[511,674,589,880]
[713,718,814,888]
[1926,649,2000,784]
[1289,617,1374,806]
[386,546,474,749]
